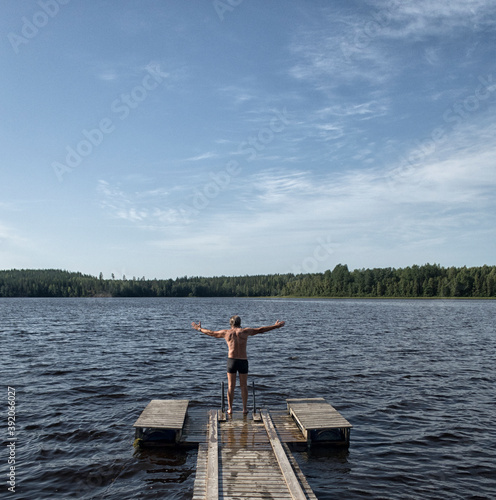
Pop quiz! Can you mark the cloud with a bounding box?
[220,116,494,245]
[97,180,190,226]
[316,101,389,119]
[89,59,175,89]
[289,0,496,93]
[184,151,220,162]
[94,74,496,273]
[97,70,119,81]
[376,0,496,39]
[300,99,390,143]
[217,85,257,106]
[290,21,393,89]
[0,223,18,244]
[387,111,496,196]
[98,110,496,242]
[0,222,28,259]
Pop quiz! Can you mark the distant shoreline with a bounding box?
[1,265,495,299]
[1,294,495,301]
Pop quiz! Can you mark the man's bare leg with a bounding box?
[239,373,249,414]
[227,372,236,414]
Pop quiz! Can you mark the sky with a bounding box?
[1,0,496,280]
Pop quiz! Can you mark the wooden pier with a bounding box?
[192,409,317,499]
[133,397,352,499]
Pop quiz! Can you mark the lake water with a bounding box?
[2,297,495,499]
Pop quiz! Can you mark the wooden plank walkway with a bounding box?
[193,410,317,500]
[261,410,308,500]
[287,398,352,445]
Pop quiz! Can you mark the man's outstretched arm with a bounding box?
[191,321,226,338]
[248,320,285,336]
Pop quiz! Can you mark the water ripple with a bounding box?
[1,297,495,499]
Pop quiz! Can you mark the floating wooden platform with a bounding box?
[133,396,352,498]
[133,399,189,443]
[287,398,352,446]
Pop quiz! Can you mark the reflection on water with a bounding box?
[2,297,496,499]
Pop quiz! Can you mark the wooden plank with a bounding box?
[133,399,189,429]
[283,443,318,500]
[261,410,307,500]
[270,410,308,444]
[206,409,219,500]
[192,443,208,499]
[218,414,293,499]
[181,408,208,444]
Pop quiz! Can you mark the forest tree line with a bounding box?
[0,264,495,298]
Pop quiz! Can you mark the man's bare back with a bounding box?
[191,316,285,414]
[225,328,249,359]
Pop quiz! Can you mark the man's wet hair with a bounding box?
[230,315,241,327]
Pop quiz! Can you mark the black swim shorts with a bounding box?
[227,358,249,374]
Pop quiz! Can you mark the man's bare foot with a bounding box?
[227,409,233,415]
[243,409,249,415]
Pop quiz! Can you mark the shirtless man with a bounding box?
[191,315,285,415]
